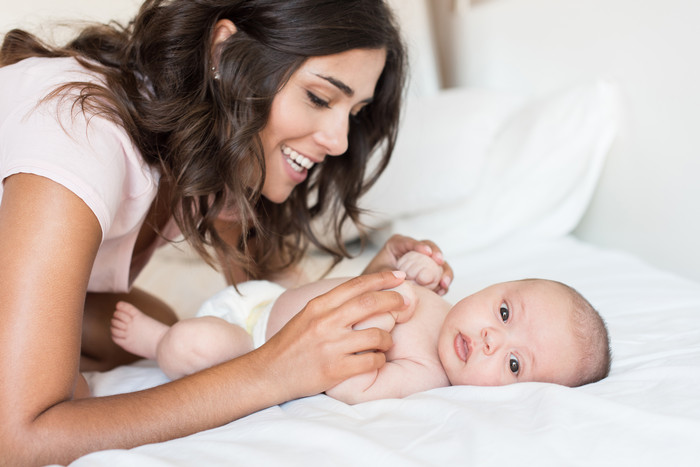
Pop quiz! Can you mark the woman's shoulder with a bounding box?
[1,56,102,88]
[0,56,107,126]
[0,56,158,245]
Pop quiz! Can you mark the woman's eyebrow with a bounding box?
[314,73,354,97]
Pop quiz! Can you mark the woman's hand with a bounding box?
[256,271,409,401]
[363,234,453,295]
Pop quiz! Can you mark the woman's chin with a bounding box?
[261,191,292,204]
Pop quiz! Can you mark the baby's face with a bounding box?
[438,280,582,387]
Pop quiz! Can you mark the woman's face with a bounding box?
[258,48,387,203]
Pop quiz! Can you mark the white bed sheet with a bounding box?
[72,235,700,466]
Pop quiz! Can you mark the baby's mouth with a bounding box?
[282,144,315,173]
[454,333,470,363]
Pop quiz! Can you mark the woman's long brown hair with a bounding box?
[0,0,407,280]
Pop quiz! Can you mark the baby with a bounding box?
[112,252,611,404]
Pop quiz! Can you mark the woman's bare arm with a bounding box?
[0,174,409,465]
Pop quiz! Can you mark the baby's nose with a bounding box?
[481,328,502,355]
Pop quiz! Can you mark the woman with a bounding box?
[0,0,452,463]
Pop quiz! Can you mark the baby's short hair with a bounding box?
[555,281,611,386]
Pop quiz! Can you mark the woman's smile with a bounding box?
[282,144,316,173]
[280,144,313,184]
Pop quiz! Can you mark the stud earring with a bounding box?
[212,66,221,81]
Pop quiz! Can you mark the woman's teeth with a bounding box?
[283,145,315,172]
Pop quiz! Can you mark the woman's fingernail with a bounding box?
[392,270,406,279]
[442,276,452,287]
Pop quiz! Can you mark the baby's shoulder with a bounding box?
[409,282,451,320]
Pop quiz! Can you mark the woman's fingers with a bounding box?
[306,270,406,318]
[340,346,388,376]
[341,326,394,354]
[362,234,420,274]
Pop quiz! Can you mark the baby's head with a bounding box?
[438,279,610,388]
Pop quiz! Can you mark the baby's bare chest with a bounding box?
[386,286,449,367]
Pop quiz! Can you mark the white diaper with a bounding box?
[195,280,287,348]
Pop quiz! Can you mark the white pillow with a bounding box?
[361,87,526,220]
[381,80,620,256]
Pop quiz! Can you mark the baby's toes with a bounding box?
[115,301,140,316]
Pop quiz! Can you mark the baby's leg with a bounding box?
[156,316,254,380]
[111,301,170,360]
[112,303,254,380]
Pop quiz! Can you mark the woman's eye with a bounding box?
[306,91,330,109]
[499,303,510,322]
[509,354,520,375]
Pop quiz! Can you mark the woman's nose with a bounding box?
[481,328,502,355]
[315,113,349,156]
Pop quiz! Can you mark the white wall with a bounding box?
[448,0,700,282]
[0,0,140,40]
[386,0,442,97]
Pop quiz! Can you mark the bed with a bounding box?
[6,0,696,466]
[77,234,700,466]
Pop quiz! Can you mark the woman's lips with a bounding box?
[454,333,470,363]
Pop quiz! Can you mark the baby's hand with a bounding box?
[396,251,444,291]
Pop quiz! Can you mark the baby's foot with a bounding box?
[111,301,170,360]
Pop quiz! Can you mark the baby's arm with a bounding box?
[325,356,447,404]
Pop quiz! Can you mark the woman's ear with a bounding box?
[211,19,238,68]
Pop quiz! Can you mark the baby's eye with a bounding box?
[509,354,520,375]
[499,303,510,322]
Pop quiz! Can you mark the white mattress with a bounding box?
[72,236,700,466]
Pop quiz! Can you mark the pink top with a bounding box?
[0,57,174,293]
